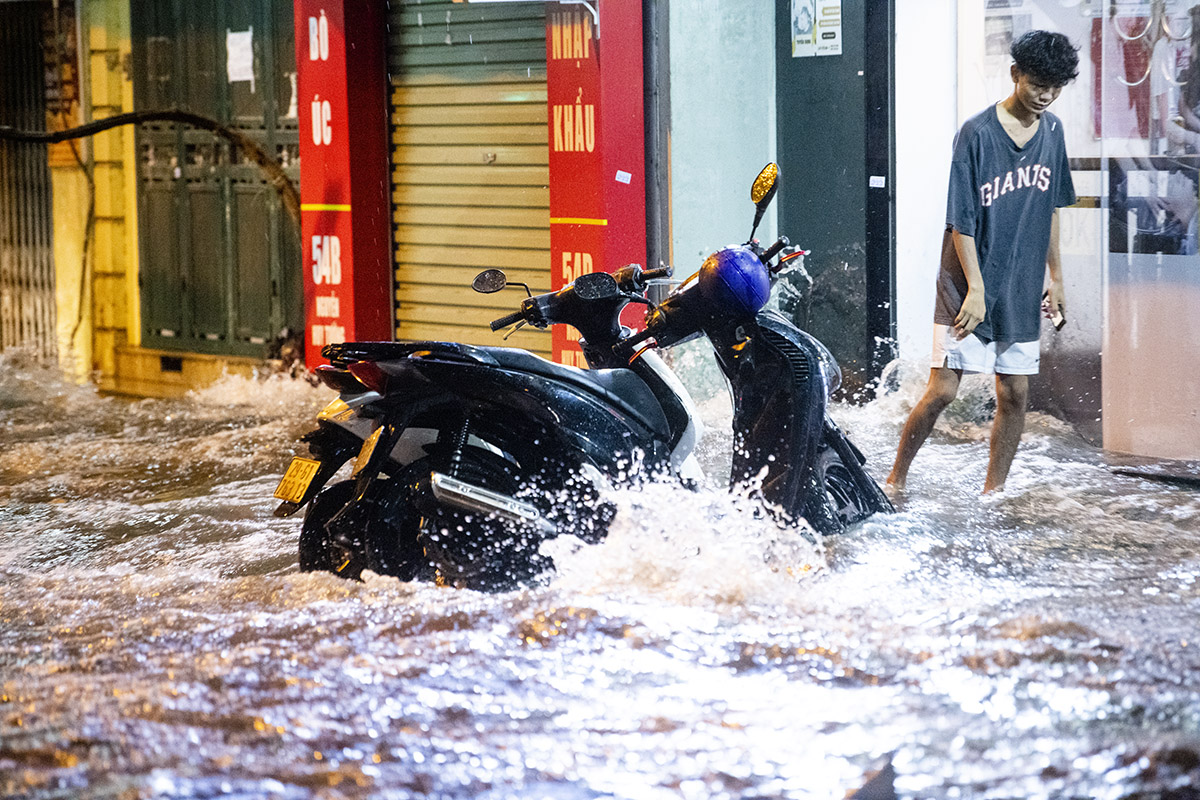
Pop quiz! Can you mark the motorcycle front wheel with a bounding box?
[812,432,893,533]
[815,446,873,530]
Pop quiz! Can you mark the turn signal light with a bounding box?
[347,360,388,393]
[314,364,367,393]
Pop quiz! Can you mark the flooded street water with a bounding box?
[2,347,1199,799]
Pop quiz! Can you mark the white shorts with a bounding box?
[930,324,1040,375]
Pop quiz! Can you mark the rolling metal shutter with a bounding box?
[0,4,56,359]
[388,0,550,355]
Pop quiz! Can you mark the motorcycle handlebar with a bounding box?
[490,264,674,336]
[614,263,674,293]
[760,237,789,264]
[490,309,526,331]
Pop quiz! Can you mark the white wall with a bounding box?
[894,0,960,362]
[668,0,776,273]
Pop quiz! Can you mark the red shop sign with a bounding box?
[546,1,646,366]
[294,1,391,367]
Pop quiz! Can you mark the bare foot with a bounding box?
[883,480,905,503]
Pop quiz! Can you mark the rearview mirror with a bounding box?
[573,271,619,300]
[749,162,779,240]
[751,162,778,205]
[472,269,508,294]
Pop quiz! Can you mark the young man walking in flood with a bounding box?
[887,30,1079,495]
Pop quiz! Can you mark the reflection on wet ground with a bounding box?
[1,349,1198,799]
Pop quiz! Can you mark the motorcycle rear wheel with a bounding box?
[414,444,554,592]
[412,435,611,591]
[299,478,429,581]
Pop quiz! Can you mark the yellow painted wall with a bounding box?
[80,0,139,392]
[51,163,90,380]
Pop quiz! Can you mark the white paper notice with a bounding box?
[227,27,255,92]
[791,0,842,58]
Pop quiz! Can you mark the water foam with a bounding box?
[544,480,825,612]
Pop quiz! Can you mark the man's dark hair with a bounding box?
[1011,30,1079,87]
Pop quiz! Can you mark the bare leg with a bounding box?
[983,372,1029,493]
[887,367,962,491]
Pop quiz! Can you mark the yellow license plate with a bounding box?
[273,457,322,503]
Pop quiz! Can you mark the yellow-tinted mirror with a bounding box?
[748,163,779,240]
[751,163,779,204]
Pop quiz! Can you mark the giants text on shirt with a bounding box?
[978,164,1053,207]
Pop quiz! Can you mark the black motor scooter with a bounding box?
[273,163,891,590]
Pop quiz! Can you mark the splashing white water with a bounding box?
[545,480,824,611]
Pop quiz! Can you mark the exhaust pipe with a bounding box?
[430,472,556,536]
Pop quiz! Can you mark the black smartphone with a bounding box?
[1042,290,1066,331]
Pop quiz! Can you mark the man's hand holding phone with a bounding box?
[1042,289,1066,331]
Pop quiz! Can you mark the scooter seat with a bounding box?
[323,340,670,437]
[481,347,670,437]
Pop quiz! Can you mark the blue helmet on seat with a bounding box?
[698,246,771,318]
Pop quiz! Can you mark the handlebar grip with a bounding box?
[490,310,526,331]
[642,266,674,281]
[761,237,789,264]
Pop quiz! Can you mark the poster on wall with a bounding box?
[791,0,842,58]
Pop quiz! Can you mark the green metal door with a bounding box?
[131,0,301,356]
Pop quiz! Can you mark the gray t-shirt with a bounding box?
[934,105,1076,343]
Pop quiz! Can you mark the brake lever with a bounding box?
[622,293,655,308]
[771,245,810,274]
[502,320,528,340]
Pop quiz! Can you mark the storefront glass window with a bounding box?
[979,0,1200,459]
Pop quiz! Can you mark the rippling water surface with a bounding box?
[2,347,1199,799]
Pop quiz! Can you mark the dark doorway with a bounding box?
[775,0,896,396]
